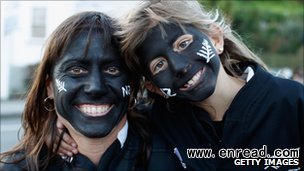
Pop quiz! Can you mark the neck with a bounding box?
[194,66,245,121]
[65,115,127,166]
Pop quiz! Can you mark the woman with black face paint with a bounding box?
[116,1,303,170]
[0,11,184,171]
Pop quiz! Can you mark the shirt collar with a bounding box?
[243,66,255,82]
[117,120,128,148]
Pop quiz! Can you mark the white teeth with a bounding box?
[183,70,202,88]
[77,104,113,117]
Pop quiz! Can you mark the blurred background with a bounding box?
[1,0,303,152]
[201,0,304,81]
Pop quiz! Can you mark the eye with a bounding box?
[173,34,193,52]
[149,57,168,75]
[179,40,191,49]
[104,66,120,75]
[67,66,88,75]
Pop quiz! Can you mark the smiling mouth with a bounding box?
[76,104,113,117]
[179,68,205,91]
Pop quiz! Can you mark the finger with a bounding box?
[56,120,66,136]
[62,132,77,148]
[58,147,74,157]
[55,141,76,156]
[56,120,65,129]
[56,120,76,147]
[53,126,67,152]
[59,140,78,155]
[55,119,78,155]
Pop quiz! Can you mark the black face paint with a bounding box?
[52,32,130,138]
[136,24,220,102]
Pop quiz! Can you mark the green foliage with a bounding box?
[199,0,304,69]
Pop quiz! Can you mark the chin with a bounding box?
[81,129,111,138]
[75,123,113,138]
[187,86,216,102]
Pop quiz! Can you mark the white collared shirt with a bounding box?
[117,120,128,148]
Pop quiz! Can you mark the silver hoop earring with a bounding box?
[129,97,138,108]
[130,97,138,108]
[43,97,55,112]
[133,97,138,105]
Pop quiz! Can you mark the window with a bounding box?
[31,8,46,38]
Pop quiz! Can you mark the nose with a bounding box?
[169,55,191,79]
[84,70,107,97]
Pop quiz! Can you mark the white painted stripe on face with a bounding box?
[122,85,131,98]
[55,79,67,93]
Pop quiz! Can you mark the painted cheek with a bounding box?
[157,69,174,82]
[53,77,78,101]
[151,71,177,97]
[105,75,131,99]
[53,78,71,111]
[196,39,215,63]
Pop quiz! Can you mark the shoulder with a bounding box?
[269,74,304,104]
[253,67,304,120]
[253,68,304,114]
[253,65,303,100]
[0,162,24,171]
[0,152,27,171]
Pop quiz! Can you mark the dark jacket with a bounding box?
[0,126,184,171]
[151,64,304,171]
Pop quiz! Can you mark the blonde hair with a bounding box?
[119,0,267,78]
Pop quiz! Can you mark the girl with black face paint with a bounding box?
[116,1,303,170]
[0,11,184,171]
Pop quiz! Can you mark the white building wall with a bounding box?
[1,1,139,100]
[1,1,18,99]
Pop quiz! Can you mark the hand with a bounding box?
[55,121,78,157]
[46,120,78,157]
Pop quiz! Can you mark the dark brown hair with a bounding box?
[0,11,150,170]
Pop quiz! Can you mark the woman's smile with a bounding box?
[76,104,114,117]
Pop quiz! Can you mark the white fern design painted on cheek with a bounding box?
[196,39,215,63]
[55,79,67,93]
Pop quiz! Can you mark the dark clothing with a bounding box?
[0,127,184,171]
[152,64,304,170]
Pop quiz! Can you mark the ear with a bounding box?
[46,76,54,99]
[144,81,163,96]
[209,23,224,54]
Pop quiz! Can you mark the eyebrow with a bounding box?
[59,59,86,67]
[61,57,122,65]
